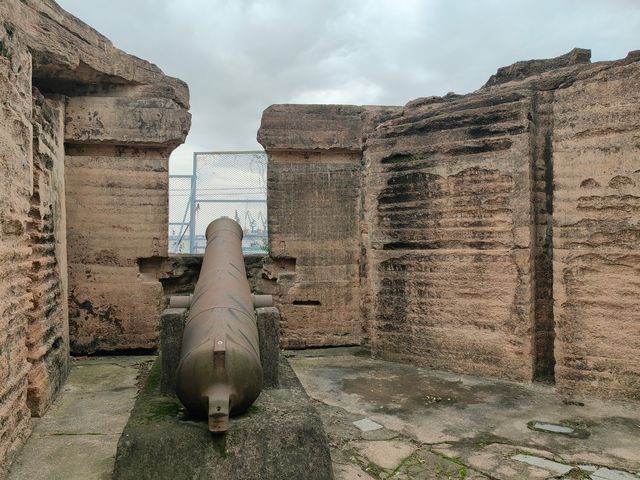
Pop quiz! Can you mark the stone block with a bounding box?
[256,307,281,388]
[160,308,187,396]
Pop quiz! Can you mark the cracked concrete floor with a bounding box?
[287,347,640,480]
[7,356,154,480]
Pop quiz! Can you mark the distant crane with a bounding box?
[257,211,267,232]
[243,210,257,233]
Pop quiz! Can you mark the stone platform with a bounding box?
[113,357,333,479]
[113,306,334,479]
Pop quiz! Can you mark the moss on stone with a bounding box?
[145,400,183,420]
[381,153,415,164]
[351,348,371,358]
[213,435,227,458]
[144,360,161,393]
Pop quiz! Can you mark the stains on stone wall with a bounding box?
[0,0,191,467]
[258,105,403,348]
[528,91,556,383]
[59,91,189,355]
[64,145,173,353]
[0,0,190,355]
[363,92,535,382]
[266,150,363,348]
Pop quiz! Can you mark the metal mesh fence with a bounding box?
[168,175,193,253]
[169,151,268,254]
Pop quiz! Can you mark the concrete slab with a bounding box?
[532,422,575,434]
[7,433,122,480]
[33,390,138,436]
[7,356,152,480]
[511,454,573,474]
[591,468,639,480]
[352,418,383,432]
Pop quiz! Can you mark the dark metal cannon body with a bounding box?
[175,218,270,433]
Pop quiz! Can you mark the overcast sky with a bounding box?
[57,0,640,174]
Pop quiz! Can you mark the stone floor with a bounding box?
[7,356,154,480]
[287,347,640,480]
[6,349,640,480]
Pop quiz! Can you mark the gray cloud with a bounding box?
[57,0,640,173]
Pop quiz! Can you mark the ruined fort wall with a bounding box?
[258,51,640,400]
[0,0,190,355]
[63,95,189,353]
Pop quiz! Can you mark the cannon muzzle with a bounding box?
[175,218,269,433]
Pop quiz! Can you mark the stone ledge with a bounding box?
[257,104,365,152]
[65,96,190,147]
[113,357,334,480]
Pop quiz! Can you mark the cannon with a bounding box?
[175,218,271,433]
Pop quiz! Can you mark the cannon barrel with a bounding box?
[175,218,268,433]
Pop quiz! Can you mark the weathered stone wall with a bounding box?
[64,146,172,353]
[552,56,640,399]
[0,0,190,467]
[159,254,267,297]
[63,94,189,355]
[26,89,69,416]
[258,50,640,399]
[0,24,35,467]
[0,0,190,355]
[529,91,556,383]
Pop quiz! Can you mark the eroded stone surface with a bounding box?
[0,22,35,469]
[26,90,70,418]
